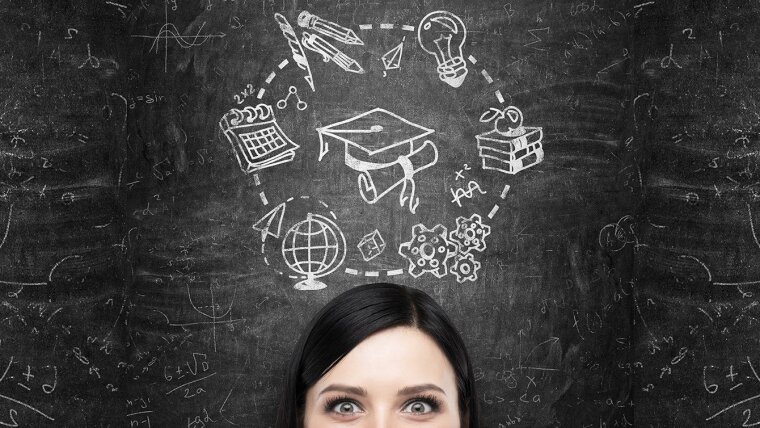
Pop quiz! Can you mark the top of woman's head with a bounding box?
[276,282,479,427]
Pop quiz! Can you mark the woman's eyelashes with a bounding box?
[401,394,442,414]
[323,394,443,417]
[324,395,363,416]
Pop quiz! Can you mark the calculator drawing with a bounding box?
[219,104,300,174]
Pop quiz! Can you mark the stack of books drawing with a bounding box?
[476,106,544,175]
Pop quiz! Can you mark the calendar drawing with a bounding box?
[219,104,300,174]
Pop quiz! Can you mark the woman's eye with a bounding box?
[331,401,361,414]
[402,400,434,414]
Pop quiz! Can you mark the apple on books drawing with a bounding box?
[476,106,544,175]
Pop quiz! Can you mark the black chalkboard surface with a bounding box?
[1,0,758,426]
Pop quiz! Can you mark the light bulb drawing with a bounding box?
[417,10,469,88]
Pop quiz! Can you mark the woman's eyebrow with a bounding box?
[318,384,368,397]
[397,384,446,396]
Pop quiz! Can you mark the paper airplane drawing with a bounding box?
[253,202,286,241]
[316,108,438,214]
[381,38,404,71]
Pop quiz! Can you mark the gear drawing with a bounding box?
[450,252,481,283]
[449,213,491,254]
[398,223,457,278]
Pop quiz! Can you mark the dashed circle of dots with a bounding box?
[250,17,517,279]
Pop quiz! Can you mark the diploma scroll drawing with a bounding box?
[345,140,438,214]
[317,108,439,214]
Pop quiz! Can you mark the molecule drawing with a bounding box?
[276,86,308,111]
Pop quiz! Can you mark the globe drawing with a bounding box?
[281,213,346,290]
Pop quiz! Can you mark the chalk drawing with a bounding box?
[454,163,472,180]
[0,204,12,252]
[598,215,636,252]
[301,32,365,74]
[417,11,469,88]
[297,11,363,45]
[131,1,225,72]
[748,203,760,251]
[357,229,386,261]
[185,283,242,351]
[252,202,286,241]
[381,37,405,74]
[450,180,486,207]
[449,214,491,254]
[281,213,346,290]
[274,13,316,91]
[450,252,481,283]
[477,106,544,175]
[398,215,489,283]
[317,108,438,214]
[398,223,457,278]
[219,104,299,174]
[276,86,308,111]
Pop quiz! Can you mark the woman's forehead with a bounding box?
[312,326,457,392]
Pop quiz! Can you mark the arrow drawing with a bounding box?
[521,336,560,368]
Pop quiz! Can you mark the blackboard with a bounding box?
[1,0,758,426]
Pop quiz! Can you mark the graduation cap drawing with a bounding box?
[316,108,438,214]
